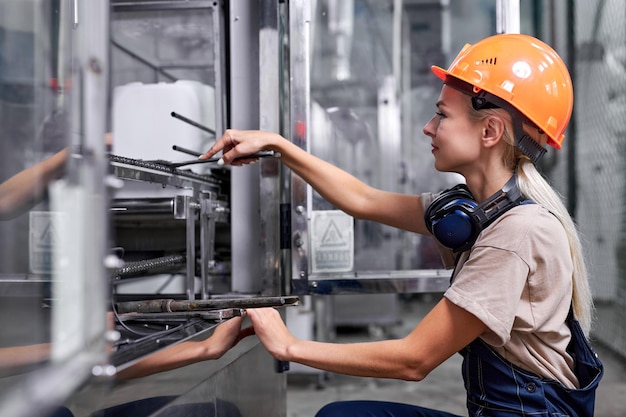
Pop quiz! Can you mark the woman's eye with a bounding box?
[435,111,446,118]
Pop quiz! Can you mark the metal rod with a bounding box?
[171,111,215,135]
[165,150,280,168]
[172,145,203,157]
[111,0,214,12]
[111,39,177,81]
[115,296,300,314]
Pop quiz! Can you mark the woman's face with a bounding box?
[423,85,484,175]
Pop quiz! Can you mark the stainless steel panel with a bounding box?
[259,0,283,296]
[288,0,313,288]
[65,337,286,417]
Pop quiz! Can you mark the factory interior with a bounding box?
[0,1,625,416]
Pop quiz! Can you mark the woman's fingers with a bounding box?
[200,130,278,164]
[199,129,238,160]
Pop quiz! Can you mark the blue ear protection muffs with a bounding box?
[424,175,526,252]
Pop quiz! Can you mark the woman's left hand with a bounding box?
[208,316,256,359]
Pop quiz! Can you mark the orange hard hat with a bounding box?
[431,33,573,150]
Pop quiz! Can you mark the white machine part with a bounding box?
[112,80,216,177]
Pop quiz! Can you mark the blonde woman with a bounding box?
[203,34,603,417]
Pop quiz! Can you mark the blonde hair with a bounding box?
[468,105,594,334]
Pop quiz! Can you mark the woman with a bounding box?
[202,34,603,417]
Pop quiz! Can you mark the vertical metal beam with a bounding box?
[186,195,197,300]
[259,0,283,296]
[288,0,312,288]
[212,2,226,137]
[565,0,577,218]
[53,0,110,361]
[229,0,262,294]
[200,193,217,300]
[496,0,520,34]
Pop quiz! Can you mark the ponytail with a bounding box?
[516,160,594,334]
[466,103,594,334]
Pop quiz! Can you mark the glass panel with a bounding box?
[309,0,452,273]
[573,0,626,358]
[307,0,538,274]
[0,2,110,415]
[111,7,217,86]
[0,0,72,371]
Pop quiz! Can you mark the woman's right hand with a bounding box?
[199,129,284,166]
[245,307,296,362]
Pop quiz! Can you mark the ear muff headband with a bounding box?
[425,175,525,252]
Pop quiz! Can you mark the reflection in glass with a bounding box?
[0,0,72,372]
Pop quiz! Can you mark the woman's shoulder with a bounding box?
[498,202,561,229]
[478,203,566,252]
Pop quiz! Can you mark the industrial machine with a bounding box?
[0,1,295,416]
[0,1,543,416]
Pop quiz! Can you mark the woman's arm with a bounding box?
[0,316,254,379]
[116,316,254,379]
[0,343,51,368]
[246,299,486,381]
[201,130,430,235]
[0,148,68,219]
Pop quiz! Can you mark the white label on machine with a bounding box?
[311,210,354,273]
[29,211,63,274]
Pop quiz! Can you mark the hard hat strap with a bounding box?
[510,114,547,164]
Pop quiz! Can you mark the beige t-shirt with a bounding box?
[422,193,578,389]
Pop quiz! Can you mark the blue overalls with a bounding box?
[461,311,603,417]
[315,311,603,417]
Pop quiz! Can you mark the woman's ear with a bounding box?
[481,116,506,148]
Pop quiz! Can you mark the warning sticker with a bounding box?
[29,211,63,274]
[311,210,354,273]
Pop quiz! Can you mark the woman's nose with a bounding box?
[423,116,437,137]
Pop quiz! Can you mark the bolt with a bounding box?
[88,57,102,74]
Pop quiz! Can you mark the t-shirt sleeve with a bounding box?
[444,222,531,346]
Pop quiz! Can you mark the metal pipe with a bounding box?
[112,254,186,279]
[111,198,174,214]
[115,295,300,314]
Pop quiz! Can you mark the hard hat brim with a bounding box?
[431,65,448,82]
